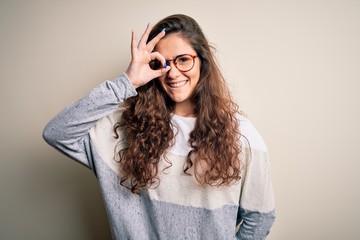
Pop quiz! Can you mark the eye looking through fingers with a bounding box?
[150,54,197,72]
[149,59,164,70]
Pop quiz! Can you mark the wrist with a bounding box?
[124,70,140,89]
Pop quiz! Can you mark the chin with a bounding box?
[169,94,188,103]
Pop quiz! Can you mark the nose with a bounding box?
[166,61,181,79]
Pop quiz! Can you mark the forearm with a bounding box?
[237,208,276,239]
[43,73,137,164]
[237,117,276,239]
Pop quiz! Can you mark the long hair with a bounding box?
[114,14,242,194]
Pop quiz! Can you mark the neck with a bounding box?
[174,101,195,117]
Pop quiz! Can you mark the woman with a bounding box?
[43,14,275,239]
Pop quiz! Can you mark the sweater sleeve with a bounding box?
[236,117,276,239]
[42,73,137,169]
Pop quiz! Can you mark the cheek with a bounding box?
[191,64,201,82]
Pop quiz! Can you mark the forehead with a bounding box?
[155,33,196,58]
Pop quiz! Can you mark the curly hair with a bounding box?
[114,14,242,194]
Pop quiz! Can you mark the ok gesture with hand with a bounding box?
[125,24,170,89]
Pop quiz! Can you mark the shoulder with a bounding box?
[237,115,268,152]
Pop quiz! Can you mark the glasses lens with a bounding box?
[175,55,194,71]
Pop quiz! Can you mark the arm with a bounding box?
[42,74,137,168]
[43,24,171,168]
[236,118,276,239]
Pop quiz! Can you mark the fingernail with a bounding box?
[163,62,167,68]
[162,28,166,32]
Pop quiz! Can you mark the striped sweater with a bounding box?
[43,73,275,239]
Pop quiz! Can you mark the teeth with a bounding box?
[168,80,187,88]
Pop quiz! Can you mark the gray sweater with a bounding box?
[43,73,275,239]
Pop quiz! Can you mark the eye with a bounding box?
[177,56,190,63]
[149,60,162,70]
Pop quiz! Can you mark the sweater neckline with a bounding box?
[171,113,196,121]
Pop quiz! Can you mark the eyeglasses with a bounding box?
[149,54,197,72]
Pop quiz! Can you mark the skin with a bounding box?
[125,25,200,117]
[155,34,200,117]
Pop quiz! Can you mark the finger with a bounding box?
[150,52,166,67]
[130,31,137,57]
[138,23,152,48]
[147,28,166,51]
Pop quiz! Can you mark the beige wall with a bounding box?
[1,0,359,239]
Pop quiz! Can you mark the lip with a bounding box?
[166,80,188,88]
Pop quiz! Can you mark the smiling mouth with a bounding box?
[167,80,188,88]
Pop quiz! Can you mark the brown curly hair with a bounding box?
[114,14,242,194]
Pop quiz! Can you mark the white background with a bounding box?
[1,0,359,239]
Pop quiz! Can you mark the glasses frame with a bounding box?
[150,54,197,72]
[168,54,197,72]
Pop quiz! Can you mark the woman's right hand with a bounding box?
[125,24,171,89]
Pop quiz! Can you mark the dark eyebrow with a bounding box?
[165,54,191,61]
